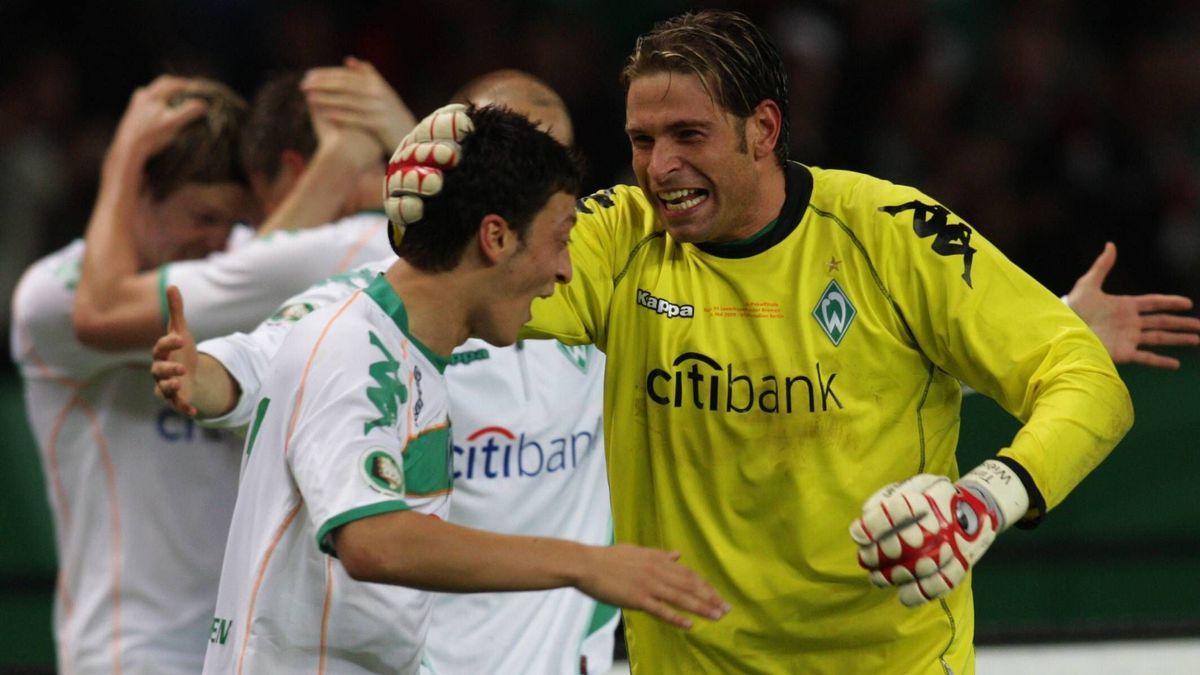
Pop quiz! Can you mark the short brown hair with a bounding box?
[143,79,249,201]
[238,72,317,182]
[620,10,790,167]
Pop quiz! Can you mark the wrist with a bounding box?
[958,459,1030,532]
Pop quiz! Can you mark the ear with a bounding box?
[747,99,783,162]
[477,213,519,264]
[279,149,309,180]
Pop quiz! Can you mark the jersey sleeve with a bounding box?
[866,183,1133,519]
[161,225,380,342]
[12,256,145,380]
[195,263,387,430]
[283,311,426,555]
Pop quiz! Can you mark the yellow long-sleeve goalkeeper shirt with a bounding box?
[524,163,1133,674]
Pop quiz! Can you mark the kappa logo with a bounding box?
[360,447,405,496]
[637,288,694,319]
[364,331,408,434]
[812,279,857,346]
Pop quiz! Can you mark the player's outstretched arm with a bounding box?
[73,76,211,351]
[1068,242,1200,369]
[849,460,1029,607]
[334,510,729,629]
[152,285,240,418]
[302,56,417,153]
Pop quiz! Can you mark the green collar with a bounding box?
[363,275,448,373]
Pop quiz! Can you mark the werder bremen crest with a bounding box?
[556,342,592,374]
[812,279,857,346]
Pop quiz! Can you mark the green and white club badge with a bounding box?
[812,279,857,346]
[360,448,405,497]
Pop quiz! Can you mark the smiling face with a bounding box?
[476,191,576,346]
[137,181,252,267]
[626,70,781,244]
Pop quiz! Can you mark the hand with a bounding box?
[849,460,1028,607]
[107,75,211,171]
[1067,242,1200,369]
[577,544,729,629]
[302,56,416,153]
[308,101,386,174]
[384,103,474,243]
[151,285,199,417]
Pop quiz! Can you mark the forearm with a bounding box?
[74,150,159,348]
[192,353,241,419]
[997,331,1133,516]
[256,142,371,236]
[335,510,591,593]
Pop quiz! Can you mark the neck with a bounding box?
[382,261,471,358]
[724,162,788,242]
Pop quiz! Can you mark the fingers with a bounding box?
[166,285,188,333]
[1133,294,1196,313]
[1082,241,1117,284]
[152,334,186,362]
[1139,328,1200,347]
[1128,350,1181,370]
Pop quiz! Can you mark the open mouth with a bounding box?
[657,188,709,212]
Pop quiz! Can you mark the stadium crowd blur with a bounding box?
[3,0,1199,366]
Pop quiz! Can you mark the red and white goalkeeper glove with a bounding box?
[383,103,475,246]
[849,459,1029,607]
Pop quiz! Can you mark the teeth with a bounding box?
[664,194,706,211]
[657,189,708,211]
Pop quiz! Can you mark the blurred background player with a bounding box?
[9,76,251,675]
[199,105,726,674]
[72,61,403,350]
[158,70,623,675]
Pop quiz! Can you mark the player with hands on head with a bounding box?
[12,74,251,675]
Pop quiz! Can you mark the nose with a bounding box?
[647,141,682,180]
[204,223,234,253]
[555,247,573,285]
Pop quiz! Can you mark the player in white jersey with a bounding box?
[199,105,726,675]
[72,64,407,351]
[158,72,622,674]
[10,76,253,674]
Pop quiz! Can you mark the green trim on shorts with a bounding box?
[316,500,411,556]
[157,265,171,328]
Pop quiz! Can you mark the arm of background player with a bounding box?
[1066,242,1200,369]
[254,58,416,237]
[333,511,728,630]
[72,76,211,351]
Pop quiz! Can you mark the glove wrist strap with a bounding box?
[959,459,1030,532]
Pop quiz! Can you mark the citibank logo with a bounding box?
[646,352,842,414]
[453,424,598,480]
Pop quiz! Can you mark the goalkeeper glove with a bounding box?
[848,459,1029,607]
[384,103,475,247]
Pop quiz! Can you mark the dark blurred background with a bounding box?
[1,0,1198,670]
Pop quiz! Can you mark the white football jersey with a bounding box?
[199,261,618,674]
[203,275,451,675]
[160,211,391,341]
[11,240,243,675]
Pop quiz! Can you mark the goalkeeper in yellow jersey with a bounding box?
[382,10,1198,674]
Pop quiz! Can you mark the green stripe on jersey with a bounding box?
[404,427,452,495]
[244,398,271,458]
[315,500,411,555]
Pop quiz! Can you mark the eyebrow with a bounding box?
[625,118,713,135]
